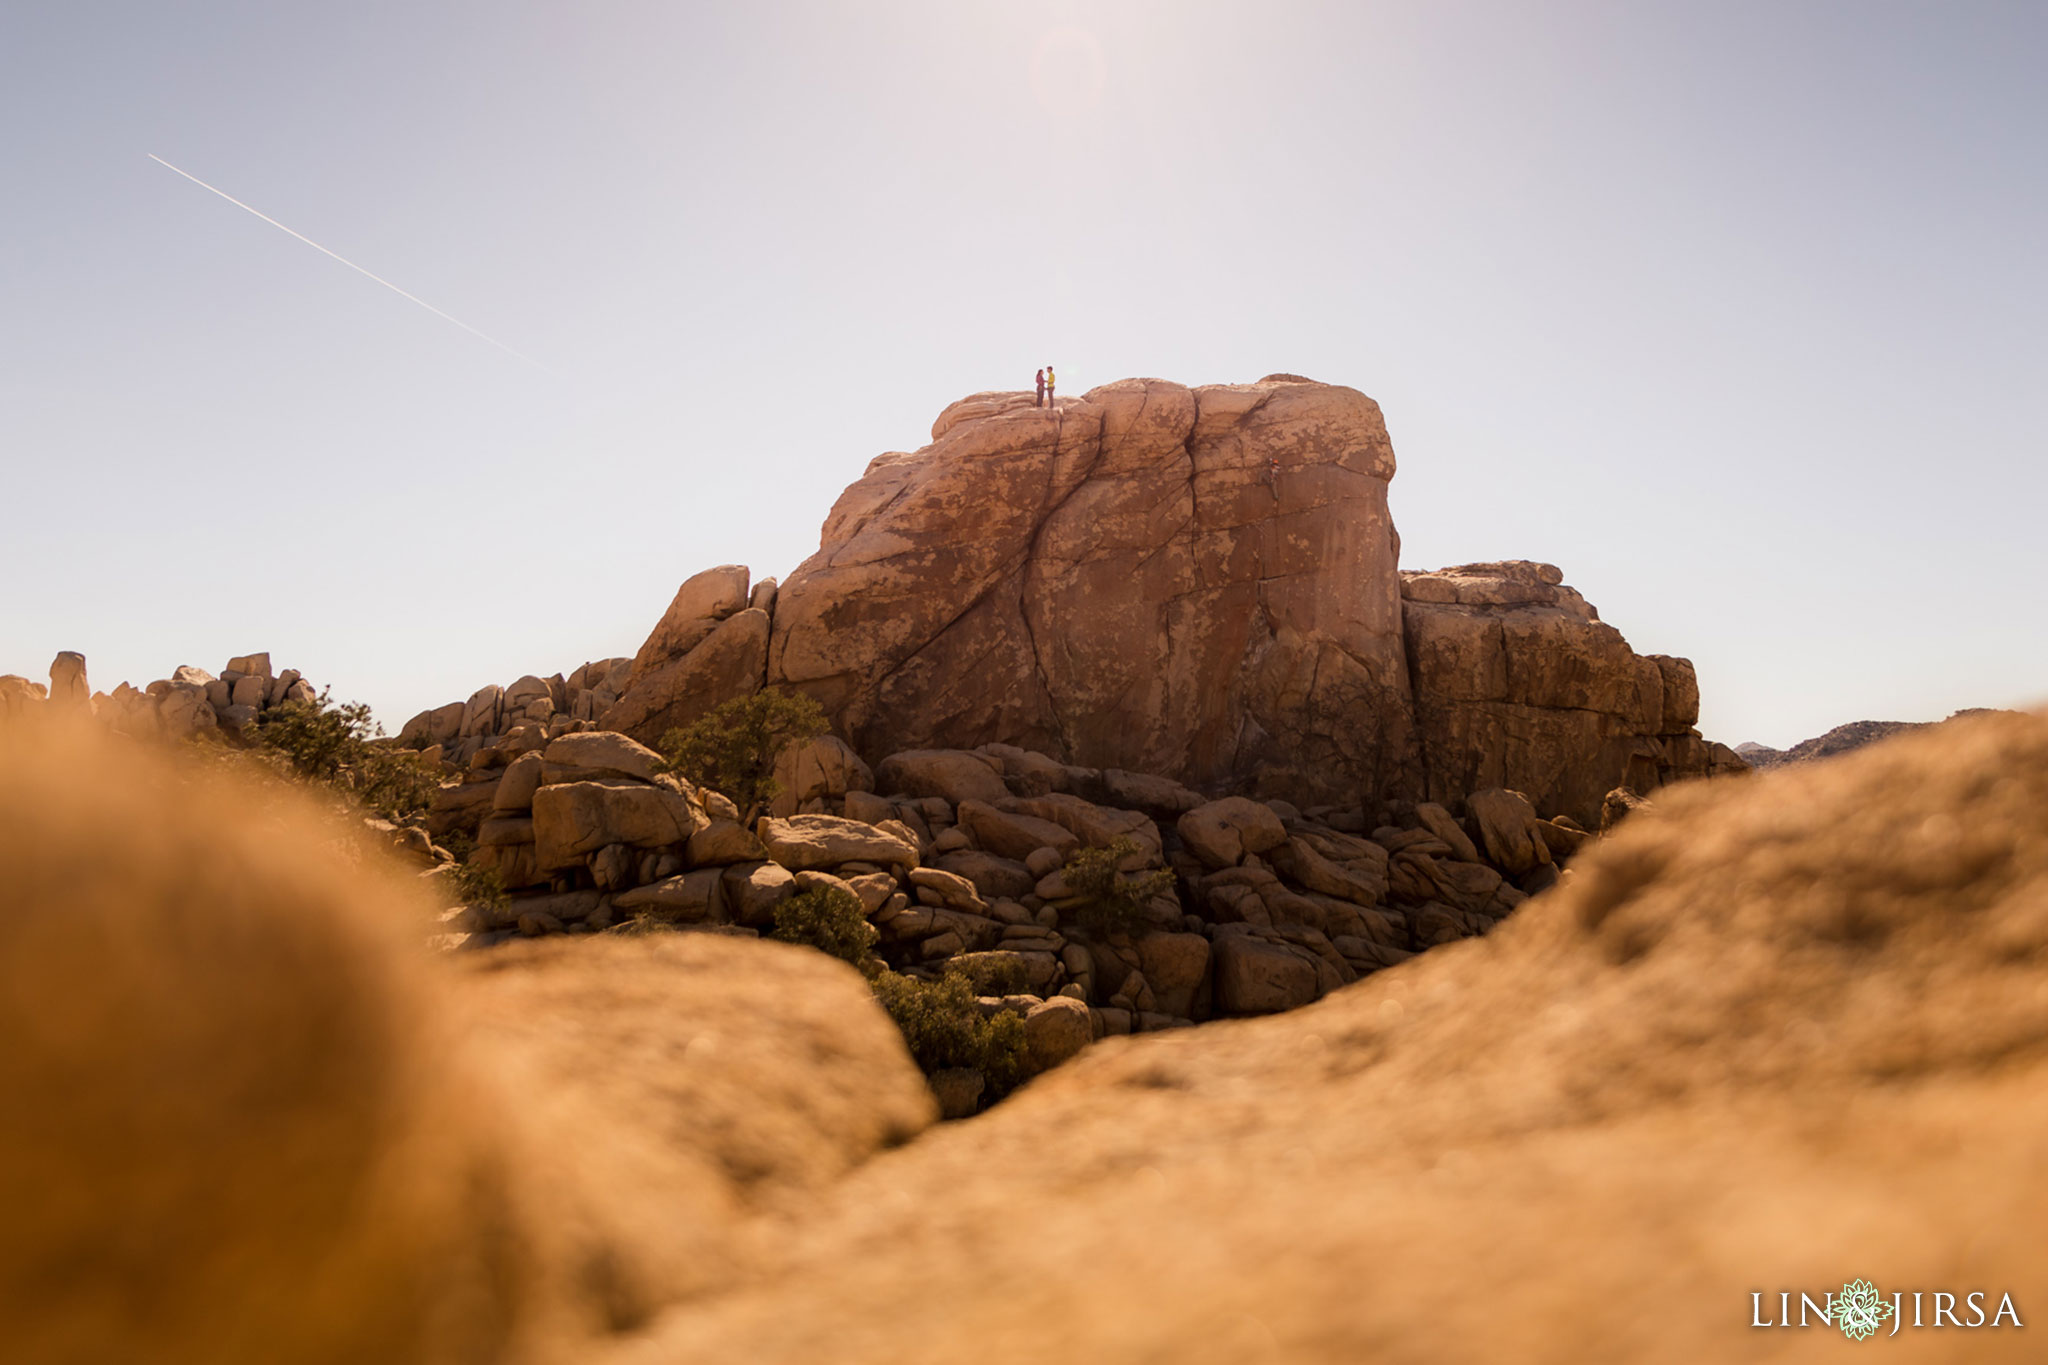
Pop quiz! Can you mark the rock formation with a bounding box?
[0,651,318,743]
[557,375,1743,824]
[768,377,1413,804]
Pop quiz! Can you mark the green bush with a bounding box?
[658,687,828,823]
[1059,838,1175,938]
[256,690,441,824]
[949,953,1030,996]
[871,968,1028,1101]
[770,886,878,966]
[449,859,508,916]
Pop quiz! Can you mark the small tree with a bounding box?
[770,886,878,966]
[256,689,440,824]
[1059,838,1175,939]
[658,687,828,823]
[870,968,1028,1102]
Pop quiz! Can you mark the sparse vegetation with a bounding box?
[871,968,1028,1101]
[949,953,1030,996]
[449,859,507,917]
[1058,838,1175,938]
[658,687,827,823]
[769,885,878,965]
[254,689,441,824]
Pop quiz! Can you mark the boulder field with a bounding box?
[5,689,2043,1363]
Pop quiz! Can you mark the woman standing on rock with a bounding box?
[1035,368,1046,407]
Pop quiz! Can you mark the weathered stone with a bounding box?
[1099,768,1207,816]
[756,814,918,871]
[1211,933,1321,1014]
[1178,797,1289,870]
[768,735,876,818]
[224,652,272,679]
[493,752,546,812]
[589,843,634,891]
[1537,818,1592,860]
[934,849,1036,901]
[1022,996,1093,1074]
[459,684,504,739]
[229,674,268,710]
[46,653,89,709]
[157,687,218,740]
[542,731,668,784]
[531,780,706,870]
[603,607,771,749]
[1135,932,1211,1018]
[477,815,534,848]
[1652,655,1700,732]
[875,750,1009,805]
[1413,803,1482,862]
[1005,794,1162,864]
[721,861,796,926]
[956,800,1078,861]
[1466,788,1550,877]
[614,868,727,922]
[1281,834,1385,907]
[401,700,467,749]
[688,819,768,866]
[632,565,752,678]
[908,866,987,913]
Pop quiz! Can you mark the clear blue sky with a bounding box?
[3,2,2042,747]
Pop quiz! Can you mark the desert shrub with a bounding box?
[657,687,827,823]
[871,968,1028,1100]
[256,690,440,824]
[449,859,507,916]
[770,886,878,966]
[1059,838,1176,938]
[949,953,1030,996]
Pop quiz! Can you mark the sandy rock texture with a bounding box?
[617,708,2048,1364]
[0,718,932,1365]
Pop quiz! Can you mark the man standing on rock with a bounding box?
[1045,365,1056,406]
[1035,368,1046,407]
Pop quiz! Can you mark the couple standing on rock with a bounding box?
[1034,366,1057,407]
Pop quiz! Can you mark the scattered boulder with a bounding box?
[1177,796,1289,870]
[756,814,918,872]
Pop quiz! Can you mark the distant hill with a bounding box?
[1737,709,2016,770]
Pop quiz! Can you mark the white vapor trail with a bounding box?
[147,154,548,371]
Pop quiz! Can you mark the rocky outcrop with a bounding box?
[1,651,320,743]
[768,377,1415,804]
[398,376,1744,825]
[1401,560,1747,827]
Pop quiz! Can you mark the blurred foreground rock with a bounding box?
[5,705,2046,1362]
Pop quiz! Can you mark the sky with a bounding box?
[2,1,2042,748]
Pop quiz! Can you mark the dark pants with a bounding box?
[1036,385,1045,407]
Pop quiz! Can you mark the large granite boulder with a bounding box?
[1401,561,1743,828]
[768,376,1416,804]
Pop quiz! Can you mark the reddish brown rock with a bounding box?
[768,377,1414,805]
[604,608,770,747]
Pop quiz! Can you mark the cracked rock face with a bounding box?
[767,376,1415,803]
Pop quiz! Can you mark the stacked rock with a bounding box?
[0,652,317,742]
[433,727,1625,1051]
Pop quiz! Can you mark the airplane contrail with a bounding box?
[147,153,548,371]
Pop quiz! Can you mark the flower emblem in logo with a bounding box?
[1835,1279,1894,1341]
